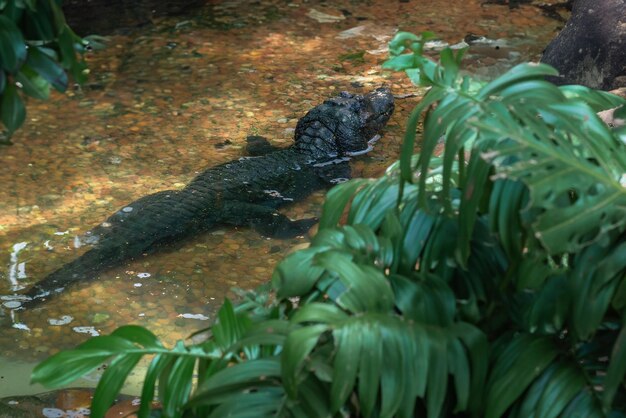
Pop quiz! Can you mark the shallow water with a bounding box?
[0,0,560,397]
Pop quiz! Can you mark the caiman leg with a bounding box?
[220,201,317,238]
[245,135,280,156]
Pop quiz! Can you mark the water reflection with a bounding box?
[8,242,28,291]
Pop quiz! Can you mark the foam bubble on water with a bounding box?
[1,295,29,301]
[178,313,210,320]
[73,326,100,336]
[3,301,22,309]
[12,322,30,331]
[137,272,151,278]
[134,283,143,287]
[48,315,74,326]
[42,408,65,418]
[67,408,90,418]
[8,242,28,291]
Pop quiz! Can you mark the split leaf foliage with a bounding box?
[32,32,626,417]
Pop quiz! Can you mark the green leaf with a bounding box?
[0,15,26,72]
[22,5,57,41]
[615,104,626,121]
[1,82,25,135]
[91,353,143,418]
[389,273,455,326]
[571,242,626,339]
[330,320,361,412]
[348,179,400,228]
[111,325,163,349]
[273,246,327,299]
[314,251,394,313]
[604,324,626,410]
[190,358,282,406]
[478,109,626,254]
[357,321,382,418]
[516,363,557,417]
[405,89,446,191]
[457,145,495,263]
[426,330,448,418]
[228,319,290,352]
[163,349,196,417]
[1,0,25,22]
[382,53,416,71]
[486,335,558,418]
[535,362,585,418]
[294,376,332,418]
[48,0,70,33]
[32,335,137,387]
[452,322,488,414]
[26,46,68,92]
[281,324,329,398]
[57,25,87,84]
[527,275,570,333]
[379,322,408,418]
[386,31,421,56]
[137,354,175,418]
[320,179,368,229]
[15,66,50,99]
[291,302,348,324]
[448,338,470,412]
[342,224,381,256]
[212,299,252,350]
[206,387,284,417]
[398,207,435,274]
[477,62,559,100]
[559,389,603,418]
[560,84,626,112]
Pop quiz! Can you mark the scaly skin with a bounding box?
[18,88,394,306]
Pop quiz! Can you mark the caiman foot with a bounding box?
[254,216,318,239]
[245,135,280,156]
[222,201,318,238]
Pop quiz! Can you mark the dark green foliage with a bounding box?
[0,0,87,142]
[32,32,626,417]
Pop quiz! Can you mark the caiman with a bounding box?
[18,87,394,307]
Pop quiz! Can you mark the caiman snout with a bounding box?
[362,87,394,136]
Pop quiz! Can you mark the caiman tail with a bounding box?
[19,244,132,309]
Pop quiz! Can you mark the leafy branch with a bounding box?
[0,0,88,142]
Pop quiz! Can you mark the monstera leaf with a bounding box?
[386,32,626,256]
[474,72,626,254]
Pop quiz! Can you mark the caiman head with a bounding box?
[294,87,394,160]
